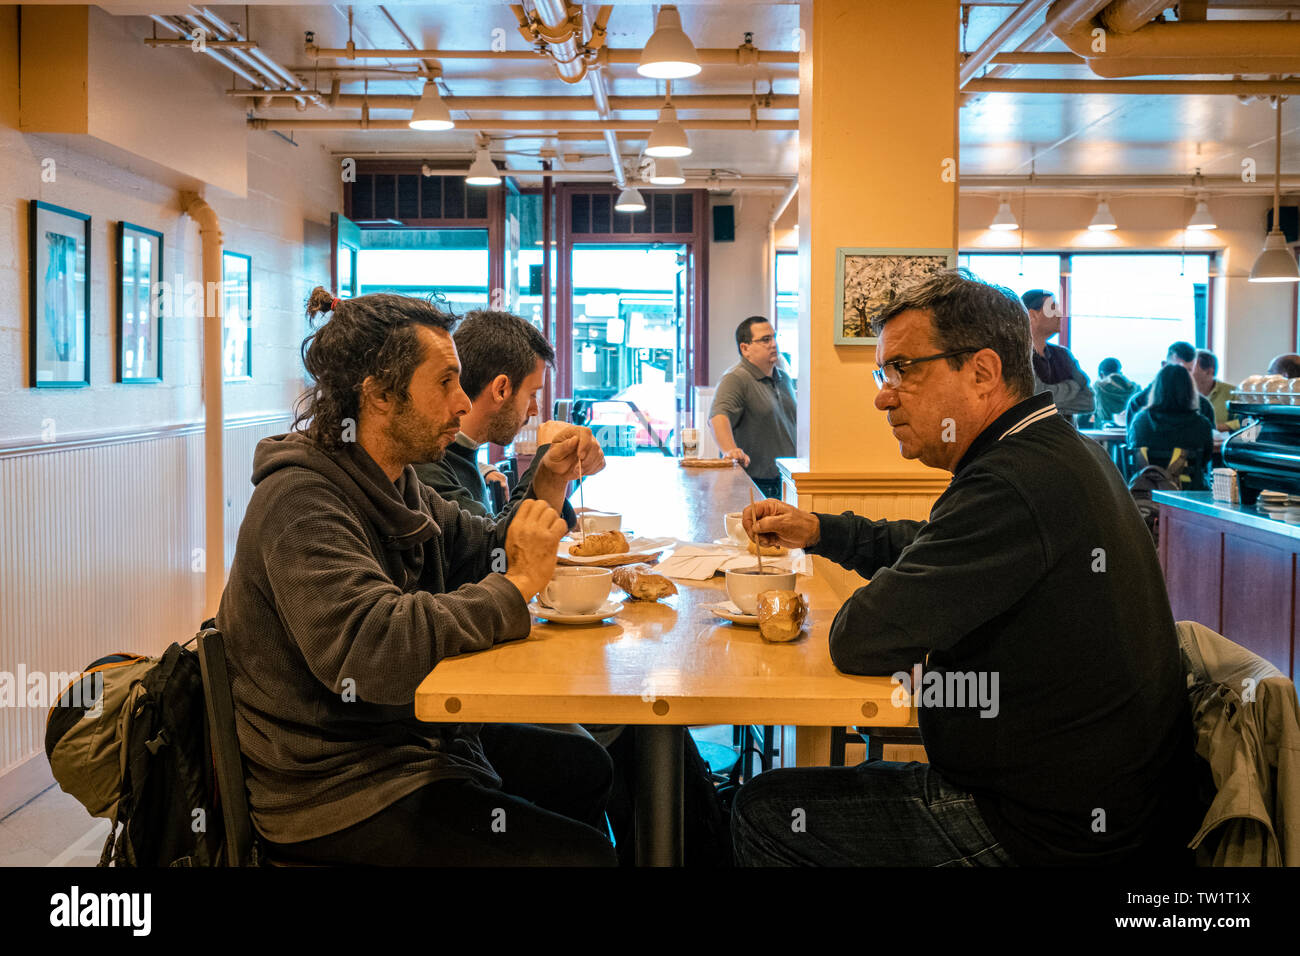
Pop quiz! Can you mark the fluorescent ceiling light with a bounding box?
[1186,197,1216,231]
[615,186,647,213]
[465,148,501,186]
[989,199,1018,231]
[648,156,685,185]
[637,5,701,80]
[645,105,691,158]
[1088,198,1117,231]
[409,80,454,131]
[1249,230,1300,283]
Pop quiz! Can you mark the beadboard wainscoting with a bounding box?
[0,414,290,815]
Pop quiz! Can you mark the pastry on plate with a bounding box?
[568,530,630,557]
[612,563,678,601]
[747,539,789,557]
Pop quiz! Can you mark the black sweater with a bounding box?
[414,439,577,527]
[810,393,1196,865]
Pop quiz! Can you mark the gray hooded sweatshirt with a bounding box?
[215,432,531,843]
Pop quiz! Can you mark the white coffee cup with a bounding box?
[724,512,747,545]
[579,511,622,534]
[725,566,797,615]
[542,566,613,614]
[682,428,700,458]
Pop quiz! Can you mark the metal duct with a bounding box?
[1098,1,1171,34]
[960,0,1055,86]
[1047,0,1300,76]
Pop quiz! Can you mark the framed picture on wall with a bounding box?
[116,221,164,383]
[834,247,957,346]
[222,250,253,381]
[29,200,92,387]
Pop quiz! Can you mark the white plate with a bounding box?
[529,600,624,625]
[557,536,675,565]
[705,600,759,626]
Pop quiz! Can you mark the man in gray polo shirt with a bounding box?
[709,316,797,499]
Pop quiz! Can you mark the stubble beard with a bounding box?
[387,398,453,465]
[483,402,525,447]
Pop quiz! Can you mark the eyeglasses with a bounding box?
[747,334,776,346]
[873,349,979,389]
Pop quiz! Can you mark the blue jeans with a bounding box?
[732,760,1016,866]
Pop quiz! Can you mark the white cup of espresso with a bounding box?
[724,512,748,545]
[725,566,797,615]
[580,511,622,534]
[543,567,613,614]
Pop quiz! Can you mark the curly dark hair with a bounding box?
[293,287,456,451]
[453,310,554,400]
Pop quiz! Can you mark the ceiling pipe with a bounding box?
[1046,0,1300,76]
[1098,0,1172,34]
[304,45,798,65]
[167,10,309,109]
[988,51,1085,64]
[965,77,1300,94]
[248,117,798,131]
[527,2,626,188]
[961,173,1300,192]
[234,92,799,110]
[148,14,267,89]
[963,21,1059,105]
[960,0,1056,86]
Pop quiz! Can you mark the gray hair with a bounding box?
[873,268,1034,400]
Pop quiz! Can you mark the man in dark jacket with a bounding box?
[216,290,616,865]
[414,309,575,525]
[733,270,1197,866]
[1127,341,1216,426]
[1022,289,1093,419]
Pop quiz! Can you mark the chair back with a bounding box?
[195,627,256,867]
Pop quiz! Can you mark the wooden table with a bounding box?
[414,455,909,865]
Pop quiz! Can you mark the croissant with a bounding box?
[612,563,677,601]
[568,530,630,557]
[747,539,788,557]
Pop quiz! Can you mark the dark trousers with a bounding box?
[732,760,1014,866]
[266,723,617,866]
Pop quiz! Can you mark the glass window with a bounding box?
[775,250,799,381]
[956,254,1062,306]
[357,228,489,316]
[1068,253,1210,388]
[221,251,252,381]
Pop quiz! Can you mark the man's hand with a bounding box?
[536,419,572,446]
[539,427,605,482]
[502,498,568,601]
[724,447,751,468]
[484,470,508,493]
[743,499,820,549]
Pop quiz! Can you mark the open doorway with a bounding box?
[570,243,685,452]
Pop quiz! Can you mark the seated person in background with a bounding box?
[1192,348,1239,432]
[1126,340,1215,426]
[414,309,576,528]
[732,269,1197,866]
[216,287,616,866]
[1267,353,1300,378]
[1091,357,1140,425]
[1021,289,1093,419]
[1127,363,1214,490]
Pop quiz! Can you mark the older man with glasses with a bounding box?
[709,316,797,499]
[730,269,1198,867]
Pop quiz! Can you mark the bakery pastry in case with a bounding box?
[568,530,630,557]
[611,563,678,601]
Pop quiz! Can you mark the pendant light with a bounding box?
[989,196,1019,231]
[646,104,691,158]
[1088,196,1117,231]
[615,186,647,213]
[1186,195,1216,231]
[465,147,501,186]
[408,78,454,131]
[637,5,701,80]
[648,156,685,185]
[1250,97,1300,283]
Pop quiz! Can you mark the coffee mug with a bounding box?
[542,566,613,614]
[725,566,797,615]
[724,512,747,545]
[580,511,622,534]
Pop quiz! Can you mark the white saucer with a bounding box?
[529,600,624,625]
[706,600,759,626]
[712,537,748,548]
